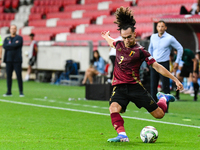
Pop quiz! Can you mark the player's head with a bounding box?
[10,24,17,37]
[114,7,136,48]
[156,20,167,36]
[29,33,35,40]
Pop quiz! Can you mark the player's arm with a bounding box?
[3,36,23,50]
[170,36,183,71]
[152,62,183,91]
[101,31,115,48]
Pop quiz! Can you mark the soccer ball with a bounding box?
[140,126,158,143]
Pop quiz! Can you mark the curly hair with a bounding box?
[114,6,136,32]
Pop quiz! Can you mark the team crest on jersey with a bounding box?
[129,51,135,57]
[118,48,122,51]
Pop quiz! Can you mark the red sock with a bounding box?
[157,98,167,113]
[110,112,125,134]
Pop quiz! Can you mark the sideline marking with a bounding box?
[0,99,200,129]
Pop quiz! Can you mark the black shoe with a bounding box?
[194,97,197,101]
[3,93,12,97]
[174,95,180,100]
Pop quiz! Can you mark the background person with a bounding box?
[2,24,24,97]
[148,20,183,112]
[24,33,38,81]
[180,0,200,15]
[82,50,105,84]
[174,48,199,101]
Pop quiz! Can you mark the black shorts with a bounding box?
[110,84,158,113]
[28,56,37,66]
[180,64,198,77]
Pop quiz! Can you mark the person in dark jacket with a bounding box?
[3,24,24,97]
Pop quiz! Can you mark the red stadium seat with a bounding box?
[102,15,115,24]
[29,13,43,21]
[82,9,112,19]
[4,13,15,20]
[12,0,19,9]
[22,33,54,41]
[0,6,4,13]
[32,26,72,35]
[57,18,92,27]
[34,0,40,6]
[46,12,72,19]
[63,0,77,6]
[0,20,11,27]
[84,0,123,4]
[64,3,97,12]
[0,0,4,6]
[85,24,118,33]
[109,1,132,12]
[138,0,196,6]
[4,0,11,9]
[29,20,47,27]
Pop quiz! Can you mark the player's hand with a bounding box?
[175,80,183,91]
[173,63,178,70]
[101,31,110,39]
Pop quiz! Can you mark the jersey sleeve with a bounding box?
[142,49,156,66]
[113,40,121,48]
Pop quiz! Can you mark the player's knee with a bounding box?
[150,109,165,119]
[154,114,164,119]
[109,102,121,113]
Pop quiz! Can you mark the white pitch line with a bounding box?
[0,99,200,129]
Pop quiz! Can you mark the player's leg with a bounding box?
[192,71,199,101]
[107,85,129,142]
[175,65,187,100]
[108,102,129,142]
[25,65,32,81]
[82,67,93,84]
[150,92,175,118]
[150,92,177,118]
[4,63,14,96]
[14,62,24,96]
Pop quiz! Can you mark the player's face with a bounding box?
[121,28,136,48]
[157,22,167,36]
[10,25,17,36]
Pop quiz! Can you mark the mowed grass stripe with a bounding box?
[1,99,200,129]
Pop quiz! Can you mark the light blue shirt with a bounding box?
[94,57,105,74]
[148,31,183,64]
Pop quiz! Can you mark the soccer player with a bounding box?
[101,7,183,142]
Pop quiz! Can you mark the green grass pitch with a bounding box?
[0,79,200,150]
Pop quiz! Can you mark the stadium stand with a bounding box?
[0,0,197,46]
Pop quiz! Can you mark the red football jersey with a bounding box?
[112,41,156,86]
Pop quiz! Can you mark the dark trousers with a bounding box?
[150,61,170,102]
[6,62,23,94]
[109,55,116,79]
